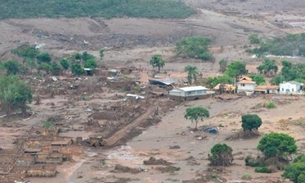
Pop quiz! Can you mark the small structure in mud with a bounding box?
[0,126,82,183]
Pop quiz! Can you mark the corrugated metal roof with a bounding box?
[179,86,207,91]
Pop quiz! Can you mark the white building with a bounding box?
[169,86,209,97]
[237,76,256,95]
[279,81,303,94]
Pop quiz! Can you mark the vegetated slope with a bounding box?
[0,0,195,19]
[250,33,305,57]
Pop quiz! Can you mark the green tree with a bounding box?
[225,61,247,79]
[99,49,104,60]
[149,54,165,72]
[73,53,82,61]
[208,143,234,166]
[11,44,39,59]
[248,34,261,44]
[258,133,297,159]
[0,76,33,117]
[50,62,62,75]
[270,75,284,85]
[184,65,198,84]
[249,74,266,85]
[282,155,305,183]
[4,60,21,75]
[71,63,84,76]
[39,62,51,74]
[84,58,97,69]
[184,107,209,130]
[256,59,278,76]
[82,51,95,61]
[36,52,51,63]
[219,59,228,73]
[176,37,213,61]
[241,114,262,132]
[60,58,69,70]
[205,75,233,89]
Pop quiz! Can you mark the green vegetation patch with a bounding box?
[249,33,305,57]
[0,0,195,19]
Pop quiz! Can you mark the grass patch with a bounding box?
[241,174,252,180]
[254,167,272,173]
[266,102,276,109]
[0,0,195,20]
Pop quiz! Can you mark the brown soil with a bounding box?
[1,1,305,183]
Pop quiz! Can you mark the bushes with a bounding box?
[255,167,272,173]
[0,0,195,19]
[250,33,305,57]
[176,37,213,61]
[266,102,276,109]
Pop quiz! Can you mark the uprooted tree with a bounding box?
[184,107,209,130]
[0,76,33,117]
[208,143,234,166]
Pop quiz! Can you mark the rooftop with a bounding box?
[238,80,256,84]
[179,86,207,92]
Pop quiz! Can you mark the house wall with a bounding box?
[237,83,256,93]
[182,89,207,97]
[279,83,300,94]
[170,93,214,102]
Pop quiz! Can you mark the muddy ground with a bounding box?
[1,0,305,183]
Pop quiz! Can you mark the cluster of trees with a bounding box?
[270,60,305,85]
[184,108,302,182]
[249,33,305,57]
[175,37,214,61]
[205,61,247,89]
[0,76,33,117]
[9,44,101,76]
[0,0,195,20]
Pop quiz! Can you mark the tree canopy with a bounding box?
[184,107,209,130]
[257,133,297,158]
[241,114,262,132]
[4,60,21,75]
[176,37,213,61]
[208,143,234,166]
[249,74,266,85]
[60,58,69,70]
[219,59,228,73]
[71,63,84,76]
[225,61,247,79]
[0,76,33,117]
[84,58,97,69]
[256,59,278,76]
[250,33,305,57]
[205,75,233,89]
[149,54,165,72]
[36,52,52,63]
[0,0,195,20]
[184,65,198,84]
[271,60,305,85]
[282,155,305,183]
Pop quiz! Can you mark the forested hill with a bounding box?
[0,0,195,19]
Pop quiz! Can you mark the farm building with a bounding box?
[169,86,214,101]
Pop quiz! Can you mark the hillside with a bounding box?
[0,0,195,19]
